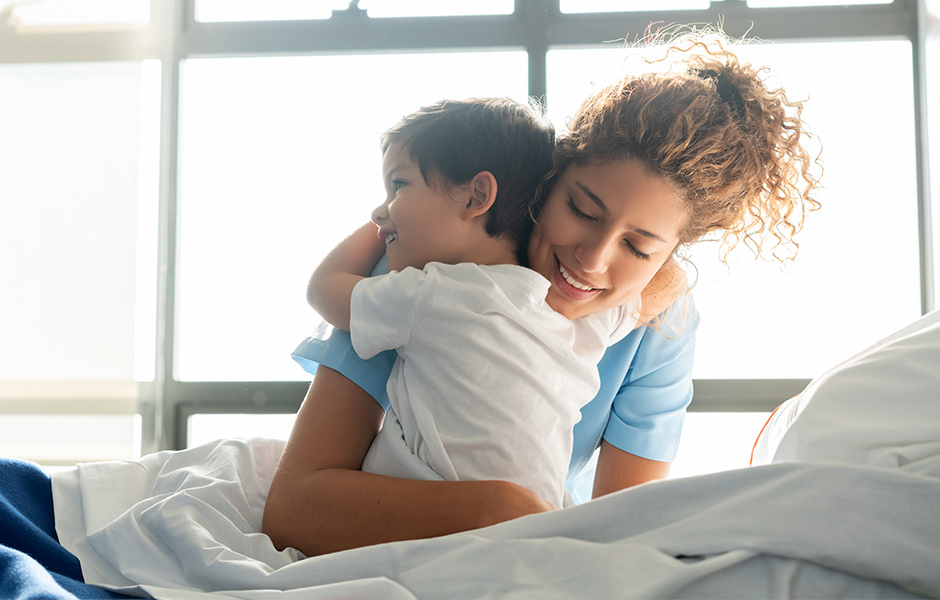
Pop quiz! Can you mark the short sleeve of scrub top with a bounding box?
[291,255,698,480]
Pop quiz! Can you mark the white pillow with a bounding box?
[751,309,940,478]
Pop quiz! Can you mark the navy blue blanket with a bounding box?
[0,458,132,600]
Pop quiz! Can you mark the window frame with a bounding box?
[0,0,933,453]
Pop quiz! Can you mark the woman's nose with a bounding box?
[575,238,616,274]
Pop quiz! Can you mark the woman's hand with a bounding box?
[262,367,555,556]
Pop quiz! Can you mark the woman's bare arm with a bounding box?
[592,440,671,498]
[262,366,555,556]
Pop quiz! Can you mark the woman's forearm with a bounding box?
[262,367,553,556]
[264,466,547,556]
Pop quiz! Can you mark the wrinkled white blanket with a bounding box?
[52,309,940,599]
[53,437,939,600]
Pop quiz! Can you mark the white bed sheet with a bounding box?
[53,437,938,599]
[753,307,940,474]
[52,309,940,599]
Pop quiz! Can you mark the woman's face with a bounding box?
[527,159,686,320]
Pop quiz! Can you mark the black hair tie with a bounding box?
[698,69,746,121]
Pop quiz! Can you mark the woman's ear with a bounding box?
[461,171,498,220]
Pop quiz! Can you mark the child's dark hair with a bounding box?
[381,98,555,252]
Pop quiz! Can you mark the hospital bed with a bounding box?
[3,309,939,599]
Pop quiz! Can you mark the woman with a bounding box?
[264,31,821,556]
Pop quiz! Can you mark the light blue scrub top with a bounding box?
[292,256,698,500]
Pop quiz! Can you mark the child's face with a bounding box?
[527,159,686,320]
[373,141,469,272]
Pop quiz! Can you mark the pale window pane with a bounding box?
[0,0,149,28]
[195,0,512,22]
[670,412,772,479]
[0,415,140,466]
[359,0,512,18]
[195,0,345,22]
[561,0,709,13]
[188,413,296,447]
[747,0,890,7]
[0,61,160,383]
[176,52,528,381]
[0,61,159,463]
[548,41,922,379]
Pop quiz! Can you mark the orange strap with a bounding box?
[750,404,783,466]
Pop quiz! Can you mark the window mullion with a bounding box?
[519,0,553,102]
[144,0,185,455]
[914,0,936,314]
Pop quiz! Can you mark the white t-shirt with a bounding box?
[350,261,639,508]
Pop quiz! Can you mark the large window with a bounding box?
[547,40,922,379]
[0,59,159,464]
[1,0,936,477]
[175,51,528,381]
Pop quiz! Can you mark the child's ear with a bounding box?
[461,171,498,220]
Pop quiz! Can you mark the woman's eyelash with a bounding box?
[627,243,652,261]
[569,197,651,261]
[567,198,595,221]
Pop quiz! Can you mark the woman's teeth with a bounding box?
[385,233,398,246]
[558,262,595,291]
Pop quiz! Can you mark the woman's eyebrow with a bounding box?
[630,226,667,244]
[575,181,610,215]
[574,180,668,244]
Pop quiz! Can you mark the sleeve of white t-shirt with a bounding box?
[349,266,427,359]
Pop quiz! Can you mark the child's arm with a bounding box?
[308,222,386,331]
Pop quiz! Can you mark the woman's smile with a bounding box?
[554,257,602,298]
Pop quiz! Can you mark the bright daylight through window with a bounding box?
[0,0,936,480]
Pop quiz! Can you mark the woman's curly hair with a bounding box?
[530,29,823,329]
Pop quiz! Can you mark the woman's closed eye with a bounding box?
[625,240,651,261]
[569,197,652,261]
[567,198,596,222]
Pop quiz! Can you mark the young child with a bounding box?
[308,98,640,508]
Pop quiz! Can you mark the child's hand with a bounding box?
[638,257,688,326]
